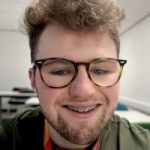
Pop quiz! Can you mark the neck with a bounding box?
[48,124,90,150]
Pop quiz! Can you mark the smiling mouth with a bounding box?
[65,105,99,113]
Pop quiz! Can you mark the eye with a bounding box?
[50,69,71,76]
[90,68,111,75]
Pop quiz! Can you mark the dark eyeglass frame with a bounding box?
[33,58,127,88]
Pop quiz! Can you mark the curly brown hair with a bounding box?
[24,0,125,62]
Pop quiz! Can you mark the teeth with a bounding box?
[67,105,97,113]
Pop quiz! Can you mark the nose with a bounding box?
[68,66,96,99]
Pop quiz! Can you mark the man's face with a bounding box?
[29,24,119,145]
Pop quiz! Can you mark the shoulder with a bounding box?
[0,107,44,149]
[112,114,150,134]
[0,106,42,127]
[111,114,150,149]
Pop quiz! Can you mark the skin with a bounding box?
[29,24,120,150]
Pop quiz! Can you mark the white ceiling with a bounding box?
[0,0,150,34]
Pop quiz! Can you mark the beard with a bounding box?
[37,86,117,146]
[44,104,114,145]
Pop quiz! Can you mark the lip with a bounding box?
[62,104,101,120]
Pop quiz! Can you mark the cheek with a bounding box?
[37,84,64,107]
[34,72,64,107]
[38,88,57,104]
[37,84,66,119]
[102,83,120,105]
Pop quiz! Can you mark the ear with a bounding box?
[28,68,37,93]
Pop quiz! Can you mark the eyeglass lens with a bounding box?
[39,58,123,88]
[41,59,75,87]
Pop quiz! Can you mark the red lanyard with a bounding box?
[93,140,99,150]
[44,139,52,150]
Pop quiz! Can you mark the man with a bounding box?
[0,0,150,149]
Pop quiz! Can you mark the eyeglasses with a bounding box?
[33,58,127,88]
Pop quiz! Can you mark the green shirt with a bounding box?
[0,107,150,150]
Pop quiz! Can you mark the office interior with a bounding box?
[0,0,150,130]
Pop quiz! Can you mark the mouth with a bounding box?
[64,104,100,113]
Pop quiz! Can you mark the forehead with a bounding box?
[36,24,117,61]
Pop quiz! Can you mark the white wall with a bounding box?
[0,30,31,90]
[119,16,150,113]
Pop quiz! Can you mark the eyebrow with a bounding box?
[45,59,72,65]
